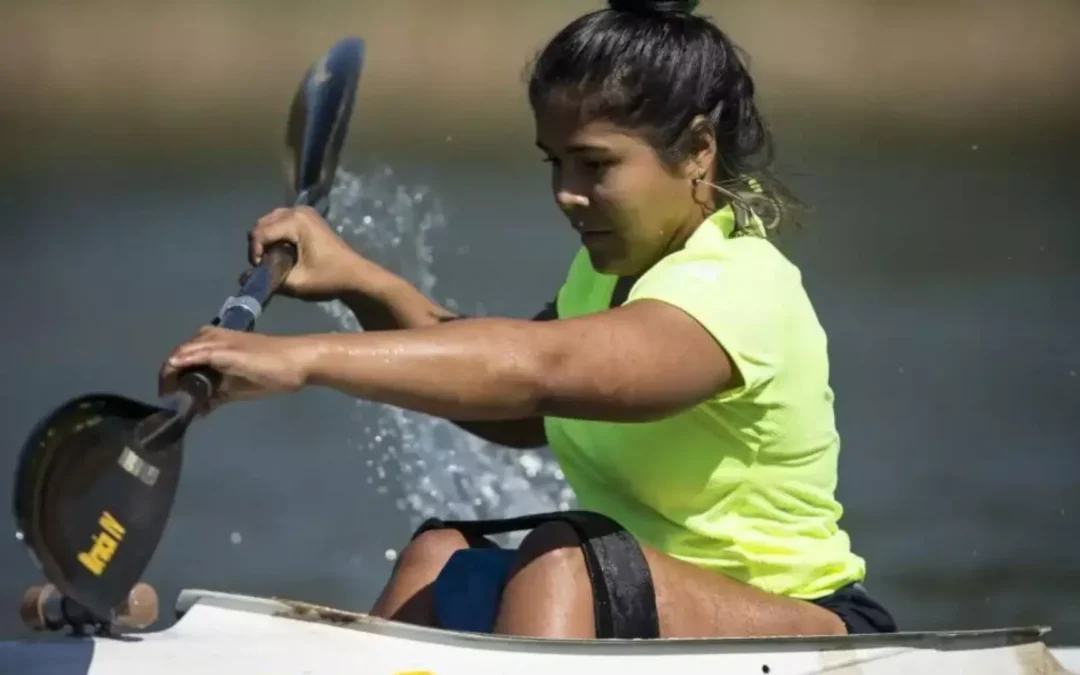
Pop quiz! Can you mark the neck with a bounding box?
[662,202,715,257]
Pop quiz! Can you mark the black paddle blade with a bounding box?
[11,36,367,624]
[13,395,183,621]
[284,36,365,213]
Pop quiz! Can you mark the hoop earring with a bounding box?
[692,176,743,205]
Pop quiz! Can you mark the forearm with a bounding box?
[340,267,458,332]
[335,267,549,446]
[297,318,551,421]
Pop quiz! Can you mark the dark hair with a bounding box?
[527,0,803,237]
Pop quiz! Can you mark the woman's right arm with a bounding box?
[248,205,550,448]
[343,273,551,449]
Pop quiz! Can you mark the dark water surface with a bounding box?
[1,147,1077,643]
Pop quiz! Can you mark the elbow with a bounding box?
[524,335,611,419]
[494,321,628,420]
[517,348,558,418]
[506,330,571,418]
[469,324,561,419]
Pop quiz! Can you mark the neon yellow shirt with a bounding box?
[543,207,866,599]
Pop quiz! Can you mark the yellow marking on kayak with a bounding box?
[77,511,126,576]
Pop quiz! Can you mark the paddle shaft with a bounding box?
[175,193,329,416]
[175,242,295,400]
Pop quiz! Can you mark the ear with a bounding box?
[682,115,717,180]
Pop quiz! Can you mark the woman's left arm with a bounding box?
[160,299,734,423]
[305,298,732,422]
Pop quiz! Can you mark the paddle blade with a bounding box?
[284,36,365,213]
[14,395,183,621]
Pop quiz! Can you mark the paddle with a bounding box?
[12,36,366,625]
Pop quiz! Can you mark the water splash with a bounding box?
[317,165,574,536]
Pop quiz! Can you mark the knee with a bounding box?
[395,528,470,573]
[510,522,584,578]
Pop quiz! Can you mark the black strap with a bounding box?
[609,276,638,309]
[412,511,660,639]
[535,272,638,323]
[532,301,559,322]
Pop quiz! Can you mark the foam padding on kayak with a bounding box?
[433,548,516,633]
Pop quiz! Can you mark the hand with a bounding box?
[159,326,314,409]
[246,206,369,301]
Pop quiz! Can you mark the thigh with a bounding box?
[642,546,847,638]
[370,528,472,622]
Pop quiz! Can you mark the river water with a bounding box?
[0,146,1077,643]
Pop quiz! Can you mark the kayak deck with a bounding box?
[1,588,1075,675]
[181,588,1049,654]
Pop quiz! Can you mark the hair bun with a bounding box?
[608,0,699,15]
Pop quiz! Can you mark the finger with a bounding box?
[168,341,244,374]
[165,344,213,372]
[256,207,291,225]
[168,326,224,354]
[159,327,231,395]
[158,359,176,397]
[249,208,299,265]
[160,327,225,374]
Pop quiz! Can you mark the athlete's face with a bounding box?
[535,113,715,276]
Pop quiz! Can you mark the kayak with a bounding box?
[2,587,1077,675]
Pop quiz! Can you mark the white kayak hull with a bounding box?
[2,588,1077,675]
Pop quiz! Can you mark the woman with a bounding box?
[160,0,896,639]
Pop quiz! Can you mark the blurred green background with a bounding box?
[1,0,1078,646]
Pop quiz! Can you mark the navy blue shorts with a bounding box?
[809,582,898,634]
[433,548,897,635]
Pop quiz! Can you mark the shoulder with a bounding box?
[629,226,802,309]
[626,225,813,396]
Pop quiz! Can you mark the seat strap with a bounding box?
[412,510,660,639]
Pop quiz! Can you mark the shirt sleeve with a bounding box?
[623,241,792,398]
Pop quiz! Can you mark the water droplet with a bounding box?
[230,532,243,545]
[385,548,398,562]
[971,144,979,151]
[311,166,570,526]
